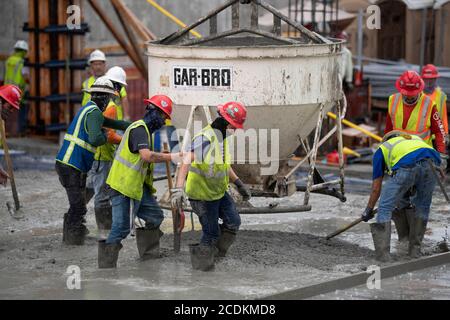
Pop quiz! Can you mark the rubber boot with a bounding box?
[136,228,163,260]
[98,240,122,268]
[409,216,428,258]
[189,243,216,271]
[95,206,112,230]
[216,227,237,257]
[391,208,410,242]
[370,222,391,262]
[64,226,86,245]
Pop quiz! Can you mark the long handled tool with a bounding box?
[427,158,450,203]
[0,119,20,210]
[163,143,185,253]
[326,209,378,240]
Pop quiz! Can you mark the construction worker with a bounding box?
[171,102,252,271]
[4,41,29,134]
[55,77,130,246]
[0,85,22,186]
[86,66,128,231]
[361,131,441,261]
[81,50,130,117]
[421,64,448,171]
[421,64,448,138]
[98,95,182,268]
[384,70,448,239]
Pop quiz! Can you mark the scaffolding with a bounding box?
[287,0,340,37]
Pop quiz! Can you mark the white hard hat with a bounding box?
[83,76,118,95]
[105,66,127,86]
[14,40,28,52]
[88,49,106,64]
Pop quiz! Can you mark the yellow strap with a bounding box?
[145,0,202,38]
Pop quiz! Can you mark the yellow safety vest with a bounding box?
[106,120,155,200]
[379,135,434,175]
[185,125,231,201]
[4,52,26,91]
[94,100,124,162]
[388,93,434,145]
[426,87,448,135]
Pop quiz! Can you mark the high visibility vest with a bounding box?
[379,135,434,175]
[185,125,231,201]
[55,102,99,172]
[388,93,434,145]
[81,75,127,108]
[426,87,448,134]
[106,120,155,201]
[4,52,26,91]
[94,100,124,162]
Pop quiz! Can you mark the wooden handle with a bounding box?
[0,120,20,210]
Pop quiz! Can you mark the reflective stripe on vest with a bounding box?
[380,135,433,174]
[388,93,433,144]
[62,105,97,163]
[189,166,228,179]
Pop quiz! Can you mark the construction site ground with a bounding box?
[0,138,449,300]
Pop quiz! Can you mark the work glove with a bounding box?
[361,207,375,222]
[234,178,252,201]
[0,167,9,186]
[170,188,186,208]
[346,82,354,90]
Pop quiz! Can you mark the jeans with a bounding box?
[377,159,437,223]
[106,185,164,244]
[86,160,112,208]
[190,192,241,246]
[55,161,87,227]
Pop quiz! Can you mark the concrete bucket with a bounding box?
[147,0,346,213]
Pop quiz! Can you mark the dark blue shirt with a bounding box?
[372,148,441,180]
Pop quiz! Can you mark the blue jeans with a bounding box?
[377,159,437,223]
[86,160,111,208]
[106,186,164,244]
[190,192,241,246]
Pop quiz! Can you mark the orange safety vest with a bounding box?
[425,87,448,134]
[388,93,434,145]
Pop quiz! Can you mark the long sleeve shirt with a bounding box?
[103,105,122,145]
[85,108,130,147]
[384,104,446,154]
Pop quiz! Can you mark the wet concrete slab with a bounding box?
[1,170,449,299]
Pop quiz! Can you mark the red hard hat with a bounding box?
[0,85,22,110]
[217,102,247,129]
[143,94,173,119]
[421,64,440,79]
[395,70,424,96]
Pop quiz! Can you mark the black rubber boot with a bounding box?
[216,227,237,257]
[64,226,87,245]
[95,206,112,230]
[391,208,410,242]
[136,228,163,260]
[370,222,391,262]
[98,240,122,268]
[62,213,69,243]
[409,217,428,258]
[189,243,216,271]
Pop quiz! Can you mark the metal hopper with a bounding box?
[147,0,347,214]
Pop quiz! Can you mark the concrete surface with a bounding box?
[0,167,448,300]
